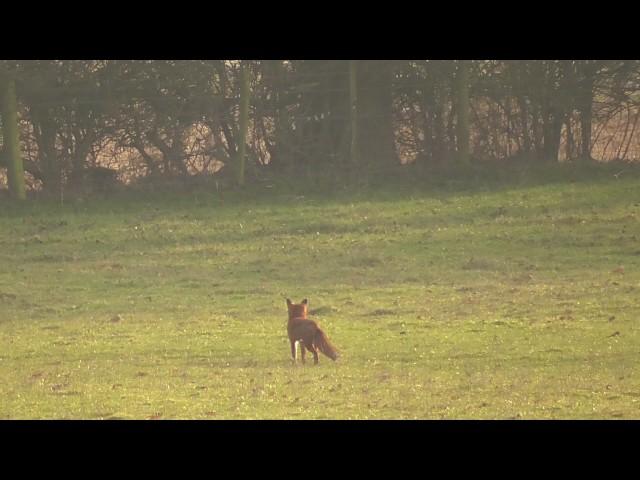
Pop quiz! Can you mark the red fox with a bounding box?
[286,298,338,365]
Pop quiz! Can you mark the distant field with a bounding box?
[1,165,639,419]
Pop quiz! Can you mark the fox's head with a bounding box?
[286,298,308,320]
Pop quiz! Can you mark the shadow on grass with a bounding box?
[3,161,639,220]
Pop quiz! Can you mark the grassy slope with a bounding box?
[1,165,639,419]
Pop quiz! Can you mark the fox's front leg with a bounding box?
[290,339,297,364]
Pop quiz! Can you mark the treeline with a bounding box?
[1,60,639,199]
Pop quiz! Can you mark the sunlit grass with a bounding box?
[1,165,639,419]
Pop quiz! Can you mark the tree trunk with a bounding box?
[30,105,60,196]
[215,61,237,173]
[147,128,187,177]
[542,103,563,163]
[69,130,97,188]
[349,60,359,170]
[357,61,398,175]
[1,76,26,200]
[432,81,446,164]
[542,61,565,163]
[517,95,531,155]
[271,60,291,172]
[236,61,250,186]
[579,73,595,161]
[421,73,446,164]
[564,115,574,161]
[454,60,471,166]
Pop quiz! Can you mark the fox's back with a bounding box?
[288,317,319,341]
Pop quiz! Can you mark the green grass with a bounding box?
[1,164,640,419]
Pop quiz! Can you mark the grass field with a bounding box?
[1,164,640,419]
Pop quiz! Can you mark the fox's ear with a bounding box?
[302,299,308,305]
[286,298,292,306]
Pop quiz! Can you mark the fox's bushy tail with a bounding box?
[314,328,338,361]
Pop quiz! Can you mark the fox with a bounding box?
[286,298,338,365]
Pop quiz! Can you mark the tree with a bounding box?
[236,61,250,186]
[357,60,398,175]
[349,60,359,171]
[454,60,471,165]
[0,72,26,200]
[577,61,597,161]
[264,60,291,172]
